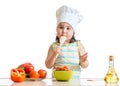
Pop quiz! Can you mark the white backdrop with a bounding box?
[0,0,120,78]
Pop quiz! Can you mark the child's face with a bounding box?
[56,22,74,42]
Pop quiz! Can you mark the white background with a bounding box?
[0,0,120,78]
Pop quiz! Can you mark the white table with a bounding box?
[0,78,119,86]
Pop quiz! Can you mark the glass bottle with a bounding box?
[104,55,119,84]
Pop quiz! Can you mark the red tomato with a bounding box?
[55,66,62,71]
[62,66,69,71]
[25,64,34,73]
[11,68,26,82]
[29,70,39,79]
[55,66,70,71]
[18,63,34,73]
[18,63,32,68]
[38,69,47,78]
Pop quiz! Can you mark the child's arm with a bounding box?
[45,45,56,68]
[78,42,89,68]
[45,45,61,68]
[80,53,89,68]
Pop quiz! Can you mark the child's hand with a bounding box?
[80,52,88,68]
[80,52,88,62]
[54,46,62,55]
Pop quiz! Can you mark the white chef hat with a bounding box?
[56,5,83,30]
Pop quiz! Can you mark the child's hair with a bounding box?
[55,32,77,43]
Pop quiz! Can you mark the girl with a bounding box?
[45,5,88,78]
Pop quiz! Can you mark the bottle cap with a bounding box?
[109,55,114,61]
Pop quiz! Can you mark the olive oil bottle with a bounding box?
[104,55,119,84]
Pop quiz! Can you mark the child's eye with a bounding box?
[66,27,72,30]
[67,27,70,30]
[59,27,64,29]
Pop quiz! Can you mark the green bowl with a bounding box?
[53,70,73,81]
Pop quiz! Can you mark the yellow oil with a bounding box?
[104,56,119,84]
[104,69,119,83]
